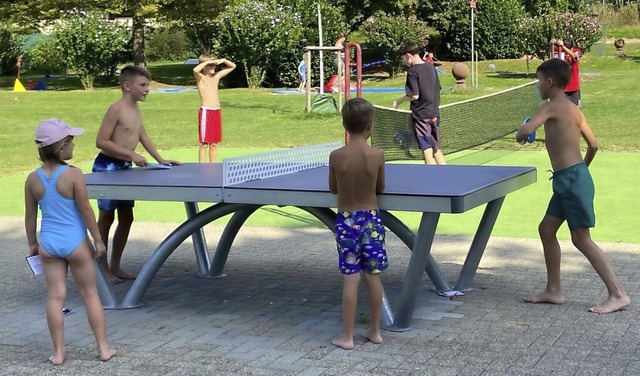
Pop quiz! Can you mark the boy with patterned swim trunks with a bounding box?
[329,98,387,350]
[516,59,629,314]
[94,66,181,283]
[193,54,236,163]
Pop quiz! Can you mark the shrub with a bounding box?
[519,12,602,58]
[419,0,528,60]
[214,1,305,88]
[360,12,432,77]
[146,27,191,62]
[474,0,527,59]
[0,27,24,76]
[274,0,348,88]
[23,37,65,75]
[55,9,130,89]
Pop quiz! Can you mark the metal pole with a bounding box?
[475,51,479,88]
[305,50,311,113]
[471,7,475,88]
[317,3,324,94]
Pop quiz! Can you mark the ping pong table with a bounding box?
[86,160,535,331]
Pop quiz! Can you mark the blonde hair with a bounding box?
[37,136,71,164]
[199,54,215,64]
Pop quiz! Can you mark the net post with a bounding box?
[304,49,312,113]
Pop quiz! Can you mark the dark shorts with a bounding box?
[92,153,134,212]
[335,209,389,275]
[412,116,441,151]
[546,162,595,230]
[565,90,581,107]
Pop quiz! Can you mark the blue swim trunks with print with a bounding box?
[335,209,389,275]
[92,152,134,211]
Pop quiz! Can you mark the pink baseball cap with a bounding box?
[35,118,85,148]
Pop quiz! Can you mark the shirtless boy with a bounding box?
[94,66,181,283]
[516,58,629,314]
[193,54,236,163]
[329,98,388,350]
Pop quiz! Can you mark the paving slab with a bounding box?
[1,215,638,375]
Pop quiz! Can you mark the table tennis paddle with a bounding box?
[521,118,535,144]
[140,163,172,170]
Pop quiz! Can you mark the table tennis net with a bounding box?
[223,141,341,186]
[371,81,543,161]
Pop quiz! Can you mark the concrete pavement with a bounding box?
[1,215,638,375]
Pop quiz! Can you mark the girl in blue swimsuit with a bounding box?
[24,119,116,365]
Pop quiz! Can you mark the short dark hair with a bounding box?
[398,42,420,56]
[119,65,151,86]
[341,98,375,134]
[563,37,574,49]
[536,58,571,90]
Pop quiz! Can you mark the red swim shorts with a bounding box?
[198,107,222,144]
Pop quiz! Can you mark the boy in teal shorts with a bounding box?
[329,98,387,350]
[516,58,629,314]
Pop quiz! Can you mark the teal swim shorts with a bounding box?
[546,162,595,230]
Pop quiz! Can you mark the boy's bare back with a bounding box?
[329,142,385,212]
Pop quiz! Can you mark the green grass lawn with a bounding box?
[1,42,638,243]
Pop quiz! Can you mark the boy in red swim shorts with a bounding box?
[193,54,236,163]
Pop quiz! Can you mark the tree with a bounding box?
[0,26,24,76]
[361,12,432,77]
[0,0,233,68]
[55,9,130,89]
[214,1,304,88]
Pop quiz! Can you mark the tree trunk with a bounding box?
[132,15,146,68]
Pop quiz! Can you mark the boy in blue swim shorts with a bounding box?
[94,66,181,283]
[516,58,629,314]
[328,98,387,350]
[92,152,134,211]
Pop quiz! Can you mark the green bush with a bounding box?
[0,27,24,76]
[519,12,602,58]
[520,0,589,16]
[55,10,130,89]
[214,1,305,88]
[23,37,65,74]
[419,0,527,60]
[474,0,527,59]
[360,12,432,77]
[274,0,348,88]
[146,27,191,62]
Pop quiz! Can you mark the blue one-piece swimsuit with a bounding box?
[37,165,88,259]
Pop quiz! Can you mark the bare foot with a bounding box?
[588,294,630,314]
[362,328,383,344]
[108,274,123,284]
[524,291,565,305]
[111,268,137,280]
[99,348,117,362]
[48,353,64,365]
[331,334,354,350]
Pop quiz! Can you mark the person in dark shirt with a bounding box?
[392,42,445,164]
